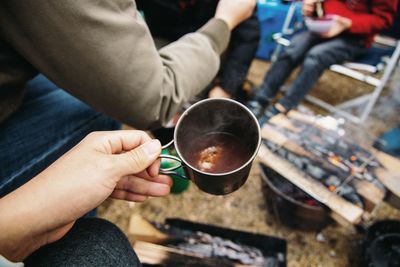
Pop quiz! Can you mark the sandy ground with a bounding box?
[98,59,400,267]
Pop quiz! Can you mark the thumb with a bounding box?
[114,139,162,175]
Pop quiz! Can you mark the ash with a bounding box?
[157,225,280,267]
[179,233,268,266]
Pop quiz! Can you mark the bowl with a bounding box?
[259,163,332,231]
[305,16,335,33]
[363,220,400,267]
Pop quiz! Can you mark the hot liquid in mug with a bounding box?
[159,98,261,195]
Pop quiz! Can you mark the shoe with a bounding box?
[374,127,400,157]
[245,100,266,117]
[258,105,282,126]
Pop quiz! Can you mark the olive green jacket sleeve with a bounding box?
[0,0,230,129]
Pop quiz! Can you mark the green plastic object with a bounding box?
[161,149,190,194]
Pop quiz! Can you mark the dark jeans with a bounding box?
[0,74,121,197]
[25,218,142,267]
[255,31,366,110]
[136,0,260,97]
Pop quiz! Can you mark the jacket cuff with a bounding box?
[198,18,231,55]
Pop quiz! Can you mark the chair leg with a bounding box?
[306,41,400,124]
[335,93,373,110]
[360,41,400,122]
[305,94,362,124]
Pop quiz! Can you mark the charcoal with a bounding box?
[265,119,384,208]
[179,243,213,257]
[336,184,353,195]
[167,229,267,266]
[325,175,341,187]
[262,258,279,267]
[277,148,287,158]
[367,160,379,167]
[277,252,285,262]
[286,153,306,169]
[336,185,364,208]
[371,179,386,191]
[363,172,376,182]
[306,164,326,179]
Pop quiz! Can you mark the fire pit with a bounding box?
[133,218,287,267]
[259,163,332,231]
[258,111,400,228]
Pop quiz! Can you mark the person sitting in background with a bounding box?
[136,0,260,100]
[247,0,398,126]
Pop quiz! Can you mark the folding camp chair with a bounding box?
[305,38,400,124]
[270,1,400,124]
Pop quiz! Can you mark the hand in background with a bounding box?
[208,86,232,99]
[319,15,352,38]
[302,0,317,17]
[0,130,171,262]
[215,0,256,30]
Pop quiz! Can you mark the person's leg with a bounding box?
[253,31,321,105]
[277,36,365,111]
[217,12,260,98]
[24,218,142,267]
[0,74,121,197]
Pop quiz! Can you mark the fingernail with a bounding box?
[142,140,161,156]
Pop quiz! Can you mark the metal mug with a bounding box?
[159,98,261,195]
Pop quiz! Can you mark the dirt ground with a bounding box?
[98,59,400,267]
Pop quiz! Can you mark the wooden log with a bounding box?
[351,179,385,212]
[269,113,301,133]
[287,110,319,125]
[257,144,364,225]
[286,110,326,127]
[128,214,180,244]
[374,168,400,199]
[371,148,400,174]
[261,124,315,159]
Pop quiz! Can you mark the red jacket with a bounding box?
[324,0,398,46]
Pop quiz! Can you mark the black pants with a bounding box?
[136,0,260,98]
[255,31,366,110]
[25,218,142,267]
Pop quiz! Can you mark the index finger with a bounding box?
[95,130,153,154]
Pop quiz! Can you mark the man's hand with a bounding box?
[215,0,256,30]
[45,130,171,208]
[0,130,171,262]
[319,15,352,38]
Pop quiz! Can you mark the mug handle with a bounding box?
[159,141,189,180]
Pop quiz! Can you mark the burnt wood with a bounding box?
[258,144,364,226]
[261,123,385,211]
[257,111,400,226]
